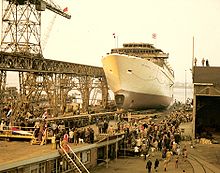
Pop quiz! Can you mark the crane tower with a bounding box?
[1,0,71,54]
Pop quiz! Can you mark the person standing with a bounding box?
[141,143,148,160]
[103,120,108,133]
[0,120,5,131]
[55,133,61,149]
[90,128,94,144]
[177,146,181,156]
[69,129,74,143]
[163,159,168,172]
[183,146,188,159]
[74,128,79,145]
[63,131,69,142]
[51,135,56,150]
[42,110,48,120]
[194,57,197,66]
[134,146,140,157]
[202,58,205,66]
[146,159,152,173]
[51,121,58,136]
[205,59,209,66]
[175,157,179,168]
[154,158,159,172]
[166,149,173,161]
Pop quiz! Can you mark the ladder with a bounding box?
[59,144,90,173]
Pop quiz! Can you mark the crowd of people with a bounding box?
[54,125,95,149]
[1,102,194,172]
[114,109,192,172]
[0,108,114,147]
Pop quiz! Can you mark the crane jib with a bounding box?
[7,0,71,19]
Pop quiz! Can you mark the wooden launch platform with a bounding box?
[0,126,52,145]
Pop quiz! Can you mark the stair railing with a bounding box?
[67,144,90,173]
[60,145,82,173]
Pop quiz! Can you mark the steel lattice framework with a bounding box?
[0,1,110,119]
[0,51,104,76]
[1,0,41,54]
[1,0,71,53]
[0,52,108,117]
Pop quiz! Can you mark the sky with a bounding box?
[2,0,220,86]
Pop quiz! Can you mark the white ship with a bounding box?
[102,43,174,110]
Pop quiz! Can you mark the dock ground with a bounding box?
[1,132,219,172]
[1,114,220,172]
[91,141,220,173]
[1,140,219,173]
[91,152,193,173]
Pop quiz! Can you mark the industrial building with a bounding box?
[192,66,220,140]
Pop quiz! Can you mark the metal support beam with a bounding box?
[100,77,108,109]
[0,52,104,77]
[78,76,93,113]
[192,88,196,139]
[0,70,6,92]
[0,70,7,115]
[1,0,42,54]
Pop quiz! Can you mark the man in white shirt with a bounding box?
[134,146,140,156]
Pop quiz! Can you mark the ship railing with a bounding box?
[163,61,174,76]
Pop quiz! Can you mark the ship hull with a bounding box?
[115,89,172,110]
[102,54,174,110]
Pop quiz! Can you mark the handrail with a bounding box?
[96,133,109,143]
[60,145,82,173]
[67,144,90,173]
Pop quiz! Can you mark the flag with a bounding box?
[63,7,68,12]
[152,33,157,39]
[113,33,116,38]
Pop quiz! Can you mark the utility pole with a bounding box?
[192,36,195,76]
[185,70,187,104]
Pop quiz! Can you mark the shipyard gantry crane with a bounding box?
[1,0,70,54]
[0,0,71,118]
